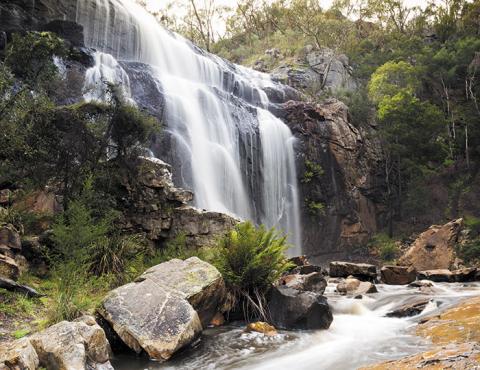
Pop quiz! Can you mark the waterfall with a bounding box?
[75,0,302,253]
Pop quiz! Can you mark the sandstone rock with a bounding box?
[291,264,322,275]
[0,338,39,370]
[0,276,43,297]
[361,342,480,370]
[245,322,277,336]
[99,257,225,361]
[288,255,310,266]
[267,286,333,330]
[380,265,416,285]
[0,254,19,280]
[336,277,377,296]
[451,267,477,282]
[0,224,21,251]
[29,316,112,370]
[386,298,431,318]
[399,219,463,271]
[279,272,327,294]
[418,269,453,282]
[329,261,377,280]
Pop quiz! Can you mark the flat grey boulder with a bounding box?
[99,257,225,361]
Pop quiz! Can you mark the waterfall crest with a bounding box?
[76,0,302,254]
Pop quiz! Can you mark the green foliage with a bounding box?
[212,221,292,320]
[5,32,67,87]
[464,216,480,237]
[305,198,325,216]
[457,239,480,265]
[301,160,324,183]
[13,328,31,339]
[369,233,399,261]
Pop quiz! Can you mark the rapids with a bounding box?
[112,282,480,370]
[75,0,302,254]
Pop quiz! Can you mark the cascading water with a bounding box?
[75,0,302,254]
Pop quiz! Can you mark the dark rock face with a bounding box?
[381,265,417,285]
[267,286,333,330]
[329,261,377,280]
[281,99,383,262]
[42,20,85,47]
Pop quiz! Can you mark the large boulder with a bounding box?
[386,298,431,318]
[0,338,39,370]
[24,315,112,370]
[380,265,416,285]
[451,267,477,282]
[329,261,377,280]
[267,286,333,330]
[99,257,225,361]
[398,219,463,271]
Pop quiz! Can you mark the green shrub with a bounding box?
[369,233,399,262]
[212,221,292,320]
[464,216,480,237]
[457,240,480,264]
[301,160,324,184]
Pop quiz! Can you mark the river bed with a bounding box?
[113,282,480,370]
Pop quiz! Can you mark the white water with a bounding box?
[112,282,480,370]
[75,0,301,254]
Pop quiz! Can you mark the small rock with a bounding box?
[408,280,434,288]
[245,322,277,336]
[418,269,453,282]
[288,255,310,266]
[291,264,322,275]
[0,338,39,370]
[209,312,225,327]
[336,277,377,296]
[329,261,377,281]
[0,224,21,251]
[381,265,416,285]
[279,272,327,294]
[267,286,333,330]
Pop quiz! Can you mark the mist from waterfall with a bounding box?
[75,0,301,254]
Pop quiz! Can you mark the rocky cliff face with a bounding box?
[280,99,383,262]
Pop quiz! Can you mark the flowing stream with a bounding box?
[111,282,480,370]
[75,0,301,254]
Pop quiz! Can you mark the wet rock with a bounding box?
[99,257,225,361]
[0,253,19,280]
[386,298,431,318]
[399,219,463,271]
[0,338,39,370]
[0,276,43,297]
[380,265,416,285]
[279,272,327,294]
[42,20,85,47]
[451,267,477,282]
[29,315,113,370]
[408,280,434,288]
[282,99,383,260]
[245,322,277,336]
[0,224,21,251]
[336,277,377,296]
[267,286,333,330]
[417,269,453,282]
[329,261,377,280]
